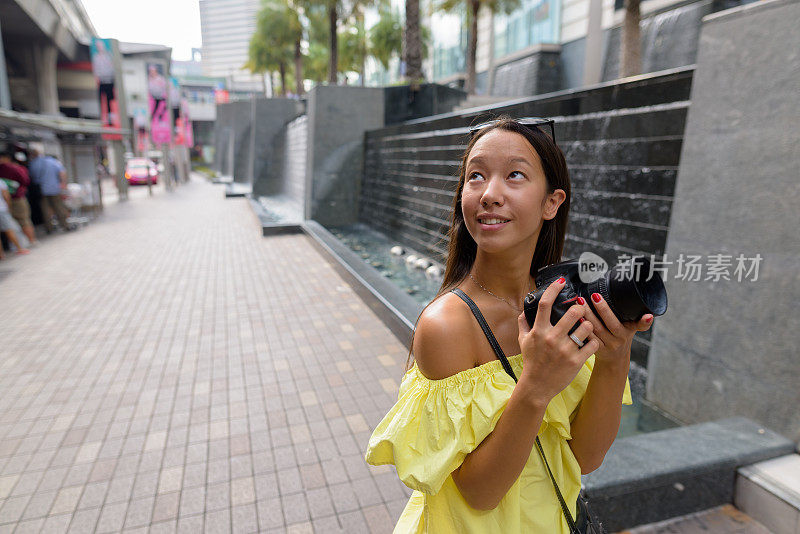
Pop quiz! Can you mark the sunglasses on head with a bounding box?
[468,117,557,145]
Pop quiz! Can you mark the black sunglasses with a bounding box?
[468,117,556,145]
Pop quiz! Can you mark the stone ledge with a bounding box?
[583,417,795,531]
[300,220,422,347]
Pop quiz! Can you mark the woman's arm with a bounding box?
[568,292,654,474]
[415,280,599,510]
[414,309,552,511]
[567,355,629,474]
[451,374,550,510]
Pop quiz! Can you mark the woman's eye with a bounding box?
[509,171,525,180]
[468,172,484,181]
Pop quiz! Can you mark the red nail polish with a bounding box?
[557,277,565,284]
[579,318,585,323]
[591,293,602,303]
[646,316,653,323]
[577,297,585,305]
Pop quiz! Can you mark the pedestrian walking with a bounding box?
[28,149,73,233]
[0,180,31,259]
[0,151,37,245]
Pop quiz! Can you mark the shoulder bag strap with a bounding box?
[450,288,517,380]
[450,287,578,533]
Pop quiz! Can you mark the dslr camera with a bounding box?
[523,256,668,340]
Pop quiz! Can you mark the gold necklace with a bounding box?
[468,273,525,313]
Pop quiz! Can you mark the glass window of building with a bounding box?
[494,0,561,58]
[430,8,467,80]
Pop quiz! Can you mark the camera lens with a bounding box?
[586,256,668,322]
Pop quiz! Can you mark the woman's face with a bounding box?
[461,129,564,255]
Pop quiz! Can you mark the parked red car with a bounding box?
[125,158,159,185]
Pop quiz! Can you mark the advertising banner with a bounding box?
[146,62,171,144]
[90,38,122,140]
[169,77,182,146]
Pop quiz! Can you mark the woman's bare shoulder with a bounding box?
[412,292,481,380]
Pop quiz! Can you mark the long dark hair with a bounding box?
[404,116,572,371]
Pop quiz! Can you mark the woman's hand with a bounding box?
[577,293,654,366]
[516,278,601,405]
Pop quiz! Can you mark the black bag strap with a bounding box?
[450,287,578,532]
[451,288,517,380]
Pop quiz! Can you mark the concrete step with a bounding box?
[735,454,800,534]
[621,504,773,533]
[452,95,520,112]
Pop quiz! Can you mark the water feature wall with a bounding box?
[213,101,251,181]
[213,98,304,186]
[280,115,308,213]
[490,0,758,96]
[251,86,384,225]
[360,66,693,368]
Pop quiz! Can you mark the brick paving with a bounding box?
[0,177,411,533]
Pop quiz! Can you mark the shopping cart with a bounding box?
[62,183,94,227]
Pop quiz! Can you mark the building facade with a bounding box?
[198,0,265,93]
[364,0,759,97]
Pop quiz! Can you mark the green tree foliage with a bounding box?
[338,15,368,83]
[246,1,303,95]
[368,8,429,77]
[369,8,402,70]
[301,4,330,83]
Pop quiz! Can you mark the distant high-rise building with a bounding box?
[198,0,263,93]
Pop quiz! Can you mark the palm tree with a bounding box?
[404,0,423,83]
[247,2,303,96]
[439,0,520,94]
[298,0,344,83]
[369,8,429,81]
[620,0,642,77]
[369,7,403,71]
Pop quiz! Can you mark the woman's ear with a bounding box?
[542,189,566,221]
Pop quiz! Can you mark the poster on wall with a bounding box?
[146,62,171,144]
[169,77,182,144]
[90,38,122,141]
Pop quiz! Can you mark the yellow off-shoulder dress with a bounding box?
[365,353,632,533]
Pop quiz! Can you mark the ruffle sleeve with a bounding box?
[365,360,517,495]
[503,354,633,441]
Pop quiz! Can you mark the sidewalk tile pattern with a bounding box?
[0,179,411,533]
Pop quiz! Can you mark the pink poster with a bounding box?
[147,62,171,144]
[90,38,122,141]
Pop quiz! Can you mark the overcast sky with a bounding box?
[81,0,202,61]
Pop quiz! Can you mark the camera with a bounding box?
[523,256,668,339]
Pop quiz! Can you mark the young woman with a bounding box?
[365,117,654,532]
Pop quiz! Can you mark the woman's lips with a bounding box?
[478,220,510,231]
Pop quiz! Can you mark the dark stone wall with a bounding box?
[213,101,251,181]
[214,98,304,188]
[306,85,385,226]
[384,84,467,125]
[250,98,305,194]
[491,49,561,97]
[361,67,693,368]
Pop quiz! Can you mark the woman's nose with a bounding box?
[480,177,504,206]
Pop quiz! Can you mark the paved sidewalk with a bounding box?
[0,177,411,533]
